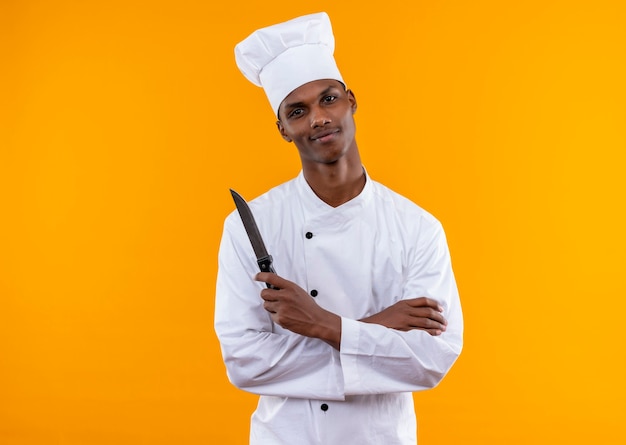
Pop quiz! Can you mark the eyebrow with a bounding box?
[282,86,340,111]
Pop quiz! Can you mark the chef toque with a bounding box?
[235,12,344,116]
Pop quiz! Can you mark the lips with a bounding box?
[311,128,339,141]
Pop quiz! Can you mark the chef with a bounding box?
[214,12,463,445]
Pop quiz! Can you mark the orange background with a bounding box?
[1,0,625,443]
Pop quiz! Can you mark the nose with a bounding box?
[310,108,331,128]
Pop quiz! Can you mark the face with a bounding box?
[276,79,358,166]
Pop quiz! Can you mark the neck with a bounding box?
[302,151,366,207]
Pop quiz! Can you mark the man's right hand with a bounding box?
[360,297,448,336]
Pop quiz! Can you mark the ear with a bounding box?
[346,89,357,114]
[276,120,292,143]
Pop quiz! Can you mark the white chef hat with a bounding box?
[234,12,344,116]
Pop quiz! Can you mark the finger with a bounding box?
[408,313,447,331]
[260,289,278,301]
[422,328,443,336]
[409,307,447,324]
[255,272,289,289]
[405,297,444,312]
[263,300,276,313]
[409,319,446,333]
[409,320,445,331]
[399,325,443,336]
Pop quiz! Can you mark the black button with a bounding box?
[320,403,328,412]
[305,232,313,239]
[310,289,318,297]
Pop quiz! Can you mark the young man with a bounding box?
[215,12,463,444]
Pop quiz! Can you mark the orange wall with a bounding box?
[1,1,625,443]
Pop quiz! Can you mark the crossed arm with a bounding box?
[256,272,448,351]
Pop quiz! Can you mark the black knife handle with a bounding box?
[257,255,279,289]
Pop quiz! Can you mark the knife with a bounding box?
[230,189,278,289]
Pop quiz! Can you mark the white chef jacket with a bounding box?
[215,170,463,445]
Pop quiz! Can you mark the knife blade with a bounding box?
[230,189,278,288]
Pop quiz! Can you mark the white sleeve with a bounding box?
[339,221,463,395]
[214,214,346,400]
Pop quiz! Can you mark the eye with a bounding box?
[323,95,337,104]
[288,108,304,119]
